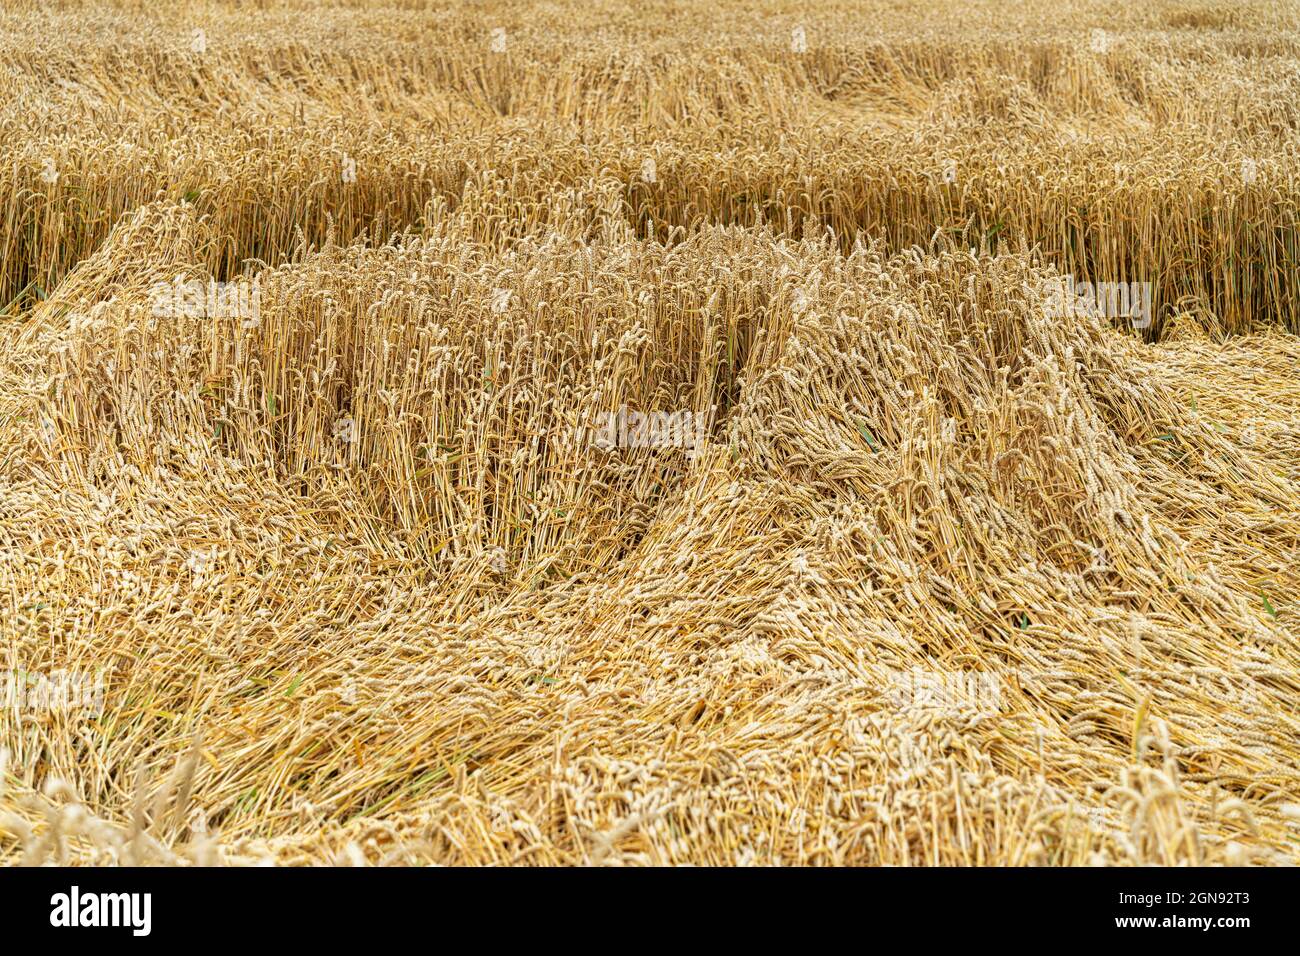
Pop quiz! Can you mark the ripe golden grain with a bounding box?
[1,0,1299,867]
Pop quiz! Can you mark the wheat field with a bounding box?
[2,0,1299,866]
